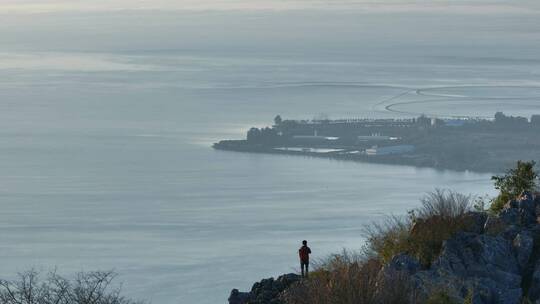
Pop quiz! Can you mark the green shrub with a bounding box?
[489,192,511,213]
[490,160,537,212]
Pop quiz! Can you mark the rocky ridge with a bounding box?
[228,191,540,304]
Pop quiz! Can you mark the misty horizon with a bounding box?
[1,1,540,303]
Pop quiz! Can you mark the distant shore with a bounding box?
[214,113,540,174]
[213,140,493,173]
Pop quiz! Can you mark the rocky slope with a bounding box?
[228,191,540,304]
[228,274,300,304]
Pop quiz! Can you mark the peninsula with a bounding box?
[214,112,540,173]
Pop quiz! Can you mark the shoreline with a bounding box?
[212,140,499,174]
[213,113,540,175]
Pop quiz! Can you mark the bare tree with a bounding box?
[0,269,144,304]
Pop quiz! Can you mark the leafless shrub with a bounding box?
[415,189,472,220]
[0,269,143,304]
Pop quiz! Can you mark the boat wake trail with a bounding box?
[376,85,540,119]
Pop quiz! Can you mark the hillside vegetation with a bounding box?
[229,161,540,304]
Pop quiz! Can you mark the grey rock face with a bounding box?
[438,233,520,279]
[229,194,540,304]
[414,194,540,303]
[501,192,538,227]
[484,215,508,236]
[228,273,300,304]
[413,232,522,303]
[518,195,535,214]
[228,289,251,304]
[462,211,488,234]
[500,225,521,241]
[495,288,522,304]
[500,208,521,226]
[513,231,534,271]
[528,259,540,301]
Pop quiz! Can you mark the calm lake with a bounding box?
[1,6,539,303]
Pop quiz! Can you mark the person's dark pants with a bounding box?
[301,261,309,278]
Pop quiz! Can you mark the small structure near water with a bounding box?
[365,145,415,156]
[291,130,339,144]
[357,134,395,142]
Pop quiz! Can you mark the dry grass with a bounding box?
[282,251,414,304]
[416,190,472,219]
[283,190,476,304]
[364,189,473,266]
[362,215,411,263]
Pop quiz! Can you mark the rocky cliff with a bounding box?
[228,274,301,304]
[228,191,540,304]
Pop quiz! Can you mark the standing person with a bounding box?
[299,240,311,278]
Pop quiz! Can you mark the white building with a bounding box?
[292,130,339,143]
[365,145,415,156]
[357,135,392,142]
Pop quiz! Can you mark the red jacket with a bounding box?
[299,246,311,262]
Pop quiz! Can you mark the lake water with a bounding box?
[1,6,540,304]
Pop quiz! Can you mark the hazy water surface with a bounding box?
[2,6,540,304]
